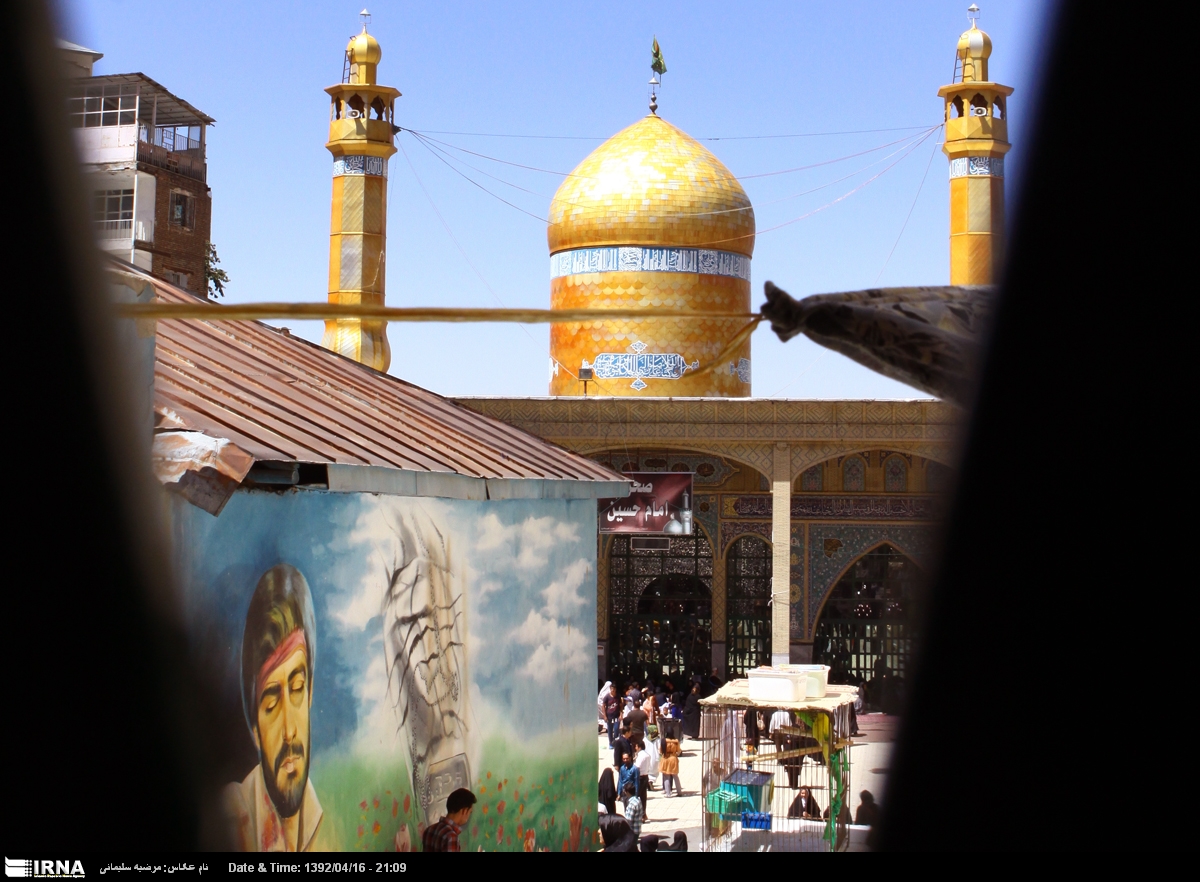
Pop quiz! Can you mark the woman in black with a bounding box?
[787,786,822,820]
[681,684,702,739]
[598,768,618,816]
[598,814,638,852]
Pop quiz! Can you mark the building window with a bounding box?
[884,456,908,493]
[163,270,190,291]
[149,125,201,152]
[68,84,138,128]
[169,192,196,230]
[800,465,823,492]
[842,456,865,492]
[92,189,133,239]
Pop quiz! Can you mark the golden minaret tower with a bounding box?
[938,5,1013,285]
[322,13,400,371]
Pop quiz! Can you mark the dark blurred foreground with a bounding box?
[3,0,1179,851]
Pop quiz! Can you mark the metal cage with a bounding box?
[699,696,855,852]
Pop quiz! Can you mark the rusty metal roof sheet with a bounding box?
[120,264,624,488]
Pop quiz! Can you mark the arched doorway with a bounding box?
[812,543,922,712]
[726,535,773,677]
[608,534,713,682]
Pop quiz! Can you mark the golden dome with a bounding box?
[957,24,992,61]
[547,114,755,259]
[347,29,382,66]
[957,23,992,82]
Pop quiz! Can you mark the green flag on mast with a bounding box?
[651,37,667,76]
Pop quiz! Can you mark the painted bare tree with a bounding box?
[381,508,471,825]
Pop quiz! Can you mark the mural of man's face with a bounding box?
[254,645,311,818]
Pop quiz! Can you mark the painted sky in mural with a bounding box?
[173,489,598,852]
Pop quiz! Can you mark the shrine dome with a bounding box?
[547,114,756,259]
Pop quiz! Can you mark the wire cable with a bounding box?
[701,127,940,246]
[407,131,550,223]
[873,133,942,284]
[408,124,940,141]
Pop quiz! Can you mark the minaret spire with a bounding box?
[937,6,1012,285]
[321,14,401,370]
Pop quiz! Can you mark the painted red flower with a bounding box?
[403,794,411,815]
[392,798,398,818]
[496,824,504,844]
[357,825,364,839]
[373,797,380,809]
[497,800,506,815]
[373,821,381,835]
[359,800,368,810]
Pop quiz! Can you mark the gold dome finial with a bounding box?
[957,5,993,82]
[346,11,382,84]
[649,37,666,115]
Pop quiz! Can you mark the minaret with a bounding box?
[322,12,400,371]
[938,5,1013,285]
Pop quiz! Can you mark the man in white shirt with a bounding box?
[633,740,652,820]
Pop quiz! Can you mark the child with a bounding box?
[660,738,682,797]
[622,782,643,839]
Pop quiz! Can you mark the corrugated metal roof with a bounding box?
[121,264,623,485]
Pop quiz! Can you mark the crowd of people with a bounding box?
[594,672,884,851]
[593,671,724,852]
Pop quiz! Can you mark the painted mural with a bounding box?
[171,489,599,852]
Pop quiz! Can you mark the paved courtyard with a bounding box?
[598,713,898,850]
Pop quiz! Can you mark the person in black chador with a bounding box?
[598,768,618,817]
[681,684,702,739]
[598,814,637,852]
[787,786,822,820]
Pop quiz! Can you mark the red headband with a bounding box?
[256,629,307,703]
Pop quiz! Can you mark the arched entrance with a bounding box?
[726,535,773,677]
[812,543,922,712]
[607,534,713,682]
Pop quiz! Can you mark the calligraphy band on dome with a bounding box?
[550,245,751,281]
[332,155,388,178]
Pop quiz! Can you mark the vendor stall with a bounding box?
[698,677,858,852]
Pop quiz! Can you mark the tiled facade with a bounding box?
[454,397,955,669]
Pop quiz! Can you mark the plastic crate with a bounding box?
[705,788,747,818]
[741,811,772,830]
[722,769,775,813]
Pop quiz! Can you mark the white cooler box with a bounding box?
[747,665,830,702]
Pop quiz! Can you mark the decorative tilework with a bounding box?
[693,494,718,545]
[333,155,388,178]
[550,245,751,281]
[451,400,961,472]
[728,358,751,384]
[588,343,699,389]
[720,520,771,552]
[789,522,804,639]
[723,494,939,521]
[884,456,908,492]
[842,457,865,492]
[948,155,1004,178]
[805,524,937,639]
[799,465,823,492]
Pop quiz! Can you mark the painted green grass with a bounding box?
[313,738,599,852]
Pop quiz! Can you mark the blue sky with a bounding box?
[61,1,1051,399]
